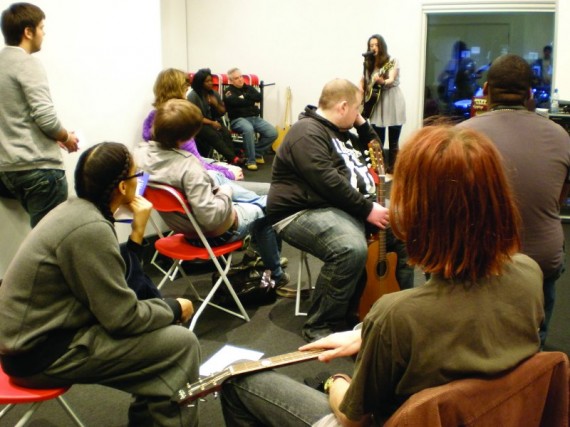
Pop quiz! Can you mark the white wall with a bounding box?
[179,0,569,134]
[0,0,163,275]
[1,0,569,277]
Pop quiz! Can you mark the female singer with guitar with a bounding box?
[218,126,543,426]
[361,34,406,175]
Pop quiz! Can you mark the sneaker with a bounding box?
[246,163,258,171]
[255,156,265,164]
[240,252,289,269]
[276,286,311,299]
[231,156,245,166]
[273,272,290,289]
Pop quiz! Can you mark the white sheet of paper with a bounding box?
[200,344,264,377]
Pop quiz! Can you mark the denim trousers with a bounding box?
[221,370,331,427]
[230,116,277,165]
[280,208,368,333]
[208,171,268,209]
[0,169,68,227]
[232,203,283,279]
[540,261,565,347]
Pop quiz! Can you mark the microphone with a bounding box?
[362,51,375,58]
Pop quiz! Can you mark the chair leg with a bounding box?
[295,251,313,316]
[14,401,41,427]
[0,403,15,419]
[57,396,86,427]
[189,252,250,331]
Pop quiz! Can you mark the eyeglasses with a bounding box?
[123,170,144,181]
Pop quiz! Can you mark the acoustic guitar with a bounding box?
[173,348,324,404]
[358,140,400,320]
[361,59,395,119]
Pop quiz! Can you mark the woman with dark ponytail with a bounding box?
[0,142,200,427]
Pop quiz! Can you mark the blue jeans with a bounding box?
[0,169,68,227]
[192,201,283,279]
[230,116,277,165]
[221,370,331,427]
[208,171,267,209]
[234,204,283,279]
[280,208,368,334]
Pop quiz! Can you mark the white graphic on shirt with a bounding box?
[330,137,375,197]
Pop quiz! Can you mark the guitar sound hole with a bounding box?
[376,261,387,277]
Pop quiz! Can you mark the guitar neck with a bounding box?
[175,349,324,404]
[230,349,324,376]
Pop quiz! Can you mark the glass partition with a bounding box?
[424,12,555,122]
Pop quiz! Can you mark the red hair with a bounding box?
[390,126,521,282]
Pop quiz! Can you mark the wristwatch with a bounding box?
[323,373,351,394]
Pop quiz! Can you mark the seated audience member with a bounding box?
[221,125,544,426]
[135,99,289,287]
[224,67,278,171]
[143,68,269,195]
[187,67,241,165]
[267,79,413,343]
[0,142,199,427]
[458,54,570,347]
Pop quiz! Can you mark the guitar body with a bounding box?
[359,239,399,320]
[362,84,381,119]
[358,139,400,321]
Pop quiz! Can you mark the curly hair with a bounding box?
[75,142,132,222]
[190,68,212,96]
[390,125,521,282]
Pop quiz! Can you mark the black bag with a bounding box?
[212,267,276,307]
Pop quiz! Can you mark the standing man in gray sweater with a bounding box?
[0,3,79,227]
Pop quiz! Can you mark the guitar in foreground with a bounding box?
[358,140,400,320]
[174,348,324,404]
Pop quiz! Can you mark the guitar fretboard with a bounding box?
[229,349,324,376]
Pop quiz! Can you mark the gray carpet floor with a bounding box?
[2,153,569,426]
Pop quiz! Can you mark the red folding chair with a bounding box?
[143,182,250,331]
[0,365,85,426]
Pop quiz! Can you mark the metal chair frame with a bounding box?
[144,182,250,331]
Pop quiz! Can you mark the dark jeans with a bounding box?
[372,125,402,173]
[195,123,236,163]
[280,208,413,335]
[280,208,367,334]
[541,261,565,347]
[0,169,68,227]
[221,370,331,427]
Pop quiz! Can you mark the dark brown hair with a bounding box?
[1,2,45,46]
[390,126,521,282]
[365,34,389,76]
[152,99,203,149]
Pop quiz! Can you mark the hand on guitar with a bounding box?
[367,202,389,229]
[299,330,362,363]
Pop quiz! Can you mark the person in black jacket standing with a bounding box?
[267,79,413,342]
[224,67,277,171]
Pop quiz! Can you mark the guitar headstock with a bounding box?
[174,369,231,405]
[367,140,386,178]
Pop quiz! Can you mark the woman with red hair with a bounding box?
[220,125,543,426]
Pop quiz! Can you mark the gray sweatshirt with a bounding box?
[0,46,64,171]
